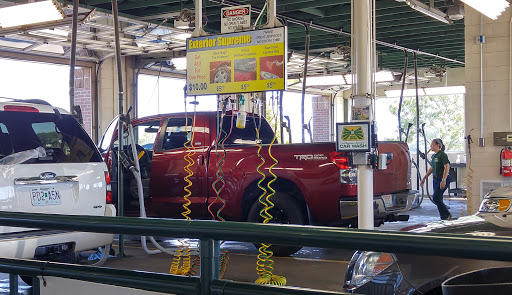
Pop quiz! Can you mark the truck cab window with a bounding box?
[162,118,193,150]
[222,115,274,145]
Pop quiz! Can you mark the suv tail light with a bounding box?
[104,171,112,204]
[330,152,350,169]
[4,105,39,112]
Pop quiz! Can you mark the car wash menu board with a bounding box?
[186,27,287,95]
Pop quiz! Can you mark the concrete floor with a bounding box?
[1,196,466,294]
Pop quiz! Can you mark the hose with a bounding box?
[254,96,286,286]
[125,123,181,256]
[207,101,235,279]
[462,134,474,216]
[170,97,199,276]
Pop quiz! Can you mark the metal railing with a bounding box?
[1,212,512,295]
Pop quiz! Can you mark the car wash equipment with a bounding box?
[236,94,247,129]
[254,97,286,286]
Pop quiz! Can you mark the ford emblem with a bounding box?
[40,172,57,180]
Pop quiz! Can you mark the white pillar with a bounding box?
[192,0,207,37]
[352,0,374,230]
[263,0,283,28]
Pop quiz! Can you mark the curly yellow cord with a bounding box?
[170,110,196,276]
[462,155,474,215]
[254,104,286,286]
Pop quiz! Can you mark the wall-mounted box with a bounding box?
[493,132,512,146]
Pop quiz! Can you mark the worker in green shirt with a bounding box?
[420,138,452,220]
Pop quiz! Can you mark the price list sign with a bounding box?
[186,27,287,96]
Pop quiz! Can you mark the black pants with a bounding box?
[432,175,452,220]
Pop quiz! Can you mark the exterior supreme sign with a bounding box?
[186,27,287,96]
[221,5,251,33]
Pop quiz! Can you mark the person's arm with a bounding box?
[440,163,450,189]
[420,167,433,187]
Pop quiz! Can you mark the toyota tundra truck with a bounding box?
[100,111,415,254]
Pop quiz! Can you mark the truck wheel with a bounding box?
[247,192,307,257]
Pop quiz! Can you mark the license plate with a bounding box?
[30,187,62,206]
[382,194,393,208]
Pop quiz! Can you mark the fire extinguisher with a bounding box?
[500,147,512,176]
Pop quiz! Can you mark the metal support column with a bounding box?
[352,0,374,230]
[9,274,17,295]
[112,0,125,256]
[192,0,207,37]
[200,239,219,295]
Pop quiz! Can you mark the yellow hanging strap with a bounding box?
[170,100,197,276]
[254,101,286,286]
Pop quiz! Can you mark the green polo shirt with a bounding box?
[431,150,450,178]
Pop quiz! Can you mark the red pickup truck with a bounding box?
[99,111,415,254]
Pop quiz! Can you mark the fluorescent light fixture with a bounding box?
[171,57,187,70]
[405,0,453,24]
[306,71,395,87]
[175,33,192,40]
[385,85,466,97]
[425,85,466,95]
[345,71,395,84]
[0,0,65,29]
[306,75,346,87]
[460,0,509,20]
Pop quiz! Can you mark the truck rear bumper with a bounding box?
[0,204,116,259]
[339,190,417,220]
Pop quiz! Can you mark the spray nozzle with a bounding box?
[236,94,247,129]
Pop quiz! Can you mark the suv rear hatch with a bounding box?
[0,103,108,233]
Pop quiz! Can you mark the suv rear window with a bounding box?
[0,111,101,163]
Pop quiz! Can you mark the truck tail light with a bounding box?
[104,171,113,204]
[330,152,349,169]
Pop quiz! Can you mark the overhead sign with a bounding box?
[186,27,287,96]
[336,122,371,152]
[221,5,251,33]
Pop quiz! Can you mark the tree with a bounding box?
[388,95,464,152]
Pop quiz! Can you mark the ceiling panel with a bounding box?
[0,0,465,81]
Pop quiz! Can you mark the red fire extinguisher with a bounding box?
[501,147,512,177]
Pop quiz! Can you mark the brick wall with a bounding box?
[312,96,331,142]
[73,67,93,136]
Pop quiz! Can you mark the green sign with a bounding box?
[336,122,371,152]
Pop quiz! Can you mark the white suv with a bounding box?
[0,99,114,262]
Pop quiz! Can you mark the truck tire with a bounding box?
[247,192,307,257]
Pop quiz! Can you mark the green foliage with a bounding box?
[388,95,464,151]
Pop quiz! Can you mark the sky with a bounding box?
[0,58,70,111]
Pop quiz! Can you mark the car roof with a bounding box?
[0,99,69,115]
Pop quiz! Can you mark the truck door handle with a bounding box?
[198,155,205,166]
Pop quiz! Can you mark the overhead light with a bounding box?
[424,85,466,95]
[385,86,466,97]
[0,1,65,29]
[306,75,346,87]
[306,71,396,87]
[345,71,396,84]
[405,0,453,24]
[171,57,187,70]
[460,0,509,20]
[175,33,192,40]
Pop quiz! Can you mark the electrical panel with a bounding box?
[493,132,512,146]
